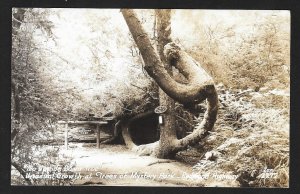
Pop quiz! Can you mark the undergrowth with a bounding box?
[177,84,289,187]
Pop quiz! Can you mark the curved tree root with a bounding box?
[100,120,122,145]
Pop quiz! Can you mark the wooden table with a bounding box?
[58,120,108,149]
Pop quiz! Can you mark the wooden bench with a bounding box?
[58,120,108,149]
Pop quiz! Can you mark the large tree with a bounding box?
[120,9,219,159]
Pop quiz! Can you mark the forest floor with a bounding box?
[54,85,289,187]
[59,143,216,186]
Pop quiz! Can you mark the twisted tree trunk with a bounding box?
[121,9,218,158]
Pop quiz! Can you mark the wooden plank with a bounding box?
[58,121,108,125]
[96,125,100,149]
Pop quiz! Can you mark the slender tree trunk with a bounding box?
[11,8,25,140]
[155,10,177,158]
[11,80,21,140]
[11,80,20,122]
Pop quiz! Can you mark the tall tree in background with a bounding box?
[121,9,219,159]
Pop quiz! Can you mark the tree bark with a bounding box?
[121,9,218,158]
[155,10,177,158]
[121,9,215,104]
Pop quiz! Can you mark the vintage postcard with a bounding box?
[11,8,290,187]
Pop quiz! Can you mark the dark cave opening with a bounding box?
[129,113,160,145]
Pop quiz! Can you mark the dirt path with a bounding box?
[59,143,238,186]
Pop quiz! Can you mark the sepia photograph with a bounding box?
[11,8,290,187]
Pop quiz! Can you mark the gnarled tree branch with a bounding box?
[121,9,218,157]
[121,9,216,104]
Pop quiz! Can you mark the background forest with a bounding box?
[11,9,290,187]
